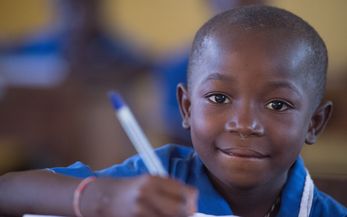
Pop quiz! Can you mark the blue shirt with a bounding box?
[51,144,347,217]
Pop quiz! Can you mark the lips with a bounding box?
[218,147,269,159]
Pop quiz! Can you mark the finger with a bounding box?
[129,201,161,217]
[143,192,186,217]
[185,186,198,215]
[155,176,191,201]
[144,178,198,217]
[135,175,197,216]
[157,178,198,215]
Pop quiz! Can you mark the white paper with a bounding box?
[192,213,238,217]
[23,215,64,217]
[23,213,238,217]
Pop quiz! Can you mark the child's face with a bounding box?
[178,29,330,188]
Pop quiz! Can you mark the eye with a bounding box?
[207,94,230,104]
[266,100,292,111]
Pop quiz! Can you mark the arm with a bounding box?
[0,170,197,217]
[0,170,79,216]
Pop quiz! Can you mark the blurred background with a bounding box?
[0,0,346,205]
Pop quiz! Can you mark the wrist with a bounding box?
[73,177,96,217]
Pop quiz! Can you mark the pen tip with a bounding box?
[108,91,124,110]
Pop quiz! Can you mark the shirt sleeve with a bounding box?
[49,154,149,179]
[50,161,96,178]
[95,154,149,178]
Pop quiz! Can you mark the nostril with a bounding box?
[252,122,265,136]
[225,118,264,137]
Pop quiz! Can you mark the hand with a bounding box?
[81,175,198,217]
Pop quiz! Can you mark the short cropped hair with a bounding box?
[188,5,328,104]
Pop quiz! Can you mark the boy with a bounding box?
[0,5,346,217]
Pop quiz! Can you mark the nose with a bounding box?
[224,103,264,138]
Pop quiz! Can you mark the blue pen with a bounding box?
[109,91,168,177]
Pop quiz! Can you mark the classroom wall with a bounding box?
[103,0,347,76]
[1,0,346,74]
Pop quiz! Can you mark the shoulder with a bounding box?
[310,187,347,217]
[155,144,194,160]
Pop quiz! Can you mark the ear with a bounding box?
[305,100,333,144]
[177,83,191,129]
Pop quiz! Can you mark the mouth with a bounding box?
[217,148,269,159]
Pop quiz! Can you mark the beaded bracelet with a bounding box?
[73,176,97,217]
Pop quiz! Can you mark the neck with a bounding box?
[208,171,287,217]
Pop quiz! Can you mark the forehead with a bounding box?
[190,28,312,90]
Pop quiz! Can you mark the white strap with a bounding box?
[298,171,314,217]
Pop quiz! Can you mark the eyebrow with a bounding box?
[265,80,302,97]
[202,72,236,83]
[201,73,302,96]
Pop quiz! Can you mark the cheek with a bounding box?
[189,104,224,150]
[268,113,309,160]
